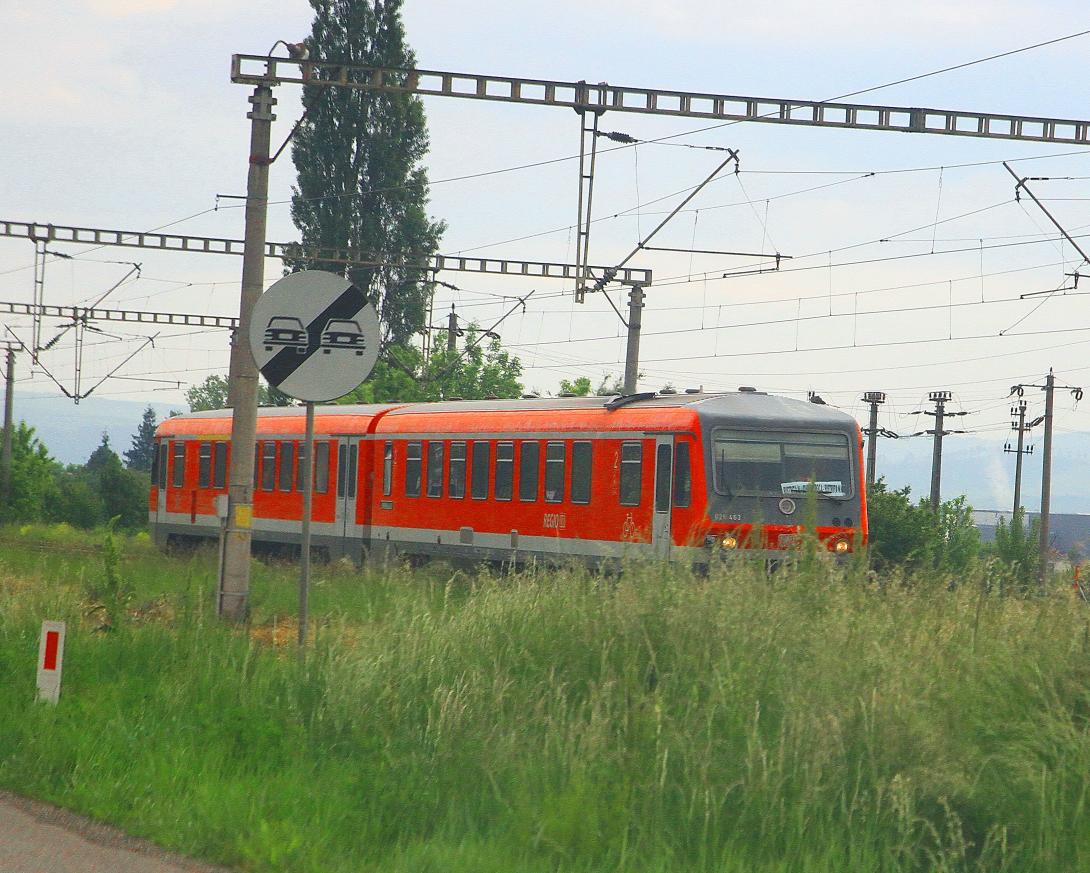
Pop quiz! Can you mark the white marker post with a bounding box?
[36,620,66,704]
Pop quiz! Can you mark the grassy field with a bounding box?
[1,524,1089,872]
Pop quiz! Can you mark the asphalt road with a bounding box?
[0,792,232,873]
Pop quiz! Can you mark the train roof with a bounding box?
[158,391,857,437]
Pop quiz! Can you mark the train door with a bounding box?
[336,436,362,542]
[155,441,168,522]
[652,436,673,559]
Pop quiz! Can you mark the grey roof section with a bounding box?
[169,392,857,428]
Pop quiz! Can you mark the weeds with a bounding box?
[0,528,1088,872]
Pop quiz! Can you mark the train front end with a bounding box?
[694,392,867,558]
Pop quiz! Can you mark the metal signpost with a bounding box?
[244,270,380,655]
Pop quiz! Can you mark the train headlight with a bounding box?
[721,535,738,550]
[834,540,850,554]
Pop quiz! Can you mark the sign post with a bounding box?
[36,620,66,704]
[246,271,380,657]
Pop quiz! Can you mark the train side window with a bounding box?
[471,442,490,500]
[262,442,276,491]
[518,441,539,502]
[348,445,358,499]
[655,444,673,513]
[571,441,592,505]
[213,443,228,488]
[382,442,393,497]
[253,444,260,487]
[296,442,307,491]
[150,443,159,485]
[494,442,514,501]
[427,442,444,498]
[337,444,348,498]
[198,443,212,488]
[315,442,330,494]
[279,443,294,492]
[449,441,466,499]
[405,442,422,497]
[619,442,642,506]
[673,442,692,508]
[171,441,185,488]
[157,443,168,489]
[544,441,565,503]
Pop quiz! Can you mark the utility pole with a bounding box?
[1003,399,1037,517]
[447,305,458,353]
[1010,373,1082,587]
[623,285,644,395]
[909,391,969,513]
[1,346,14,506]
[1040,371,1055,585]
[928,391,949,512]
[219,79,276,621]
[861,391,886,490]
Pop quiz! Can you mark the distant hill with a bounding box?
[6,390,1089,514]
[10,392,183,466]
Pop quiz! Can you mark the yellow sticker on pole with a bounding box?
[235,505,253,529]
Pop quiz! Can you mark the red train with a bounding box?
[150,390,867,564]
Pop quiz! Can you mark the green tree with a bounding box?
[866,480,937,568]
[992,508,1041,592]
[340,326,523,403]
[186,375,294,412]
[124,405,159,472]
[1,422,59,524]
[79,433,148,530]
[290,0,445,348]
[559,377,593,397]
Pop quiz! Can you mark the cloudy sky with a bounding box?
[3,1,1090,451]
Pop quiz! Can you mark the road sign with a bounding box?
[36,620,66,704]
[248,270,380,402]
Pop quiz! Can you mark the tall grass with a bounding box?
[1,526,1089,872]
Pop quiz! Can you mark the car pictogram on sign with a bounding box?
[264,317,309,354]
[320,319,367,355]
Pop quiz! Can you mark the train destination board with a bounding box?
[248,270,380,402]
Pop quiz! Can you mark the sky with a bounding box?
[3,1,1090,505]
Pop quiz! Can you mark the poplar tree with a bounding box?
[290,0,445,348]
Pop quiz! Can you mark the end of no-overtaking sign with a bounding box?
[249,270,381,402]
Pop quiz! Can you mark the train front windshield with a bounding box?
[712,430,853,499]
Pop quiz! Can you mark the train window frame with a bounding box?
[213,443,228,489]
[347,445,358,499]
[171,440,185,488]
[495,441,514,501]
[198,442,212,489]
[570,441,592,505]
[544,441,565,504]
[427,441,444,498]
[337,444,348,498]
[655,444,673,513]
[619,441,642,506]
[471,441,490,500]
[449,441,467,499]
[673,441,692,508]
[296,442,307,491]
[382,442,393,497]
[518,441,539,502]
[315,442,330,494]
[405,441,422,498]
[261,442,277,492]
[279,442,294,492]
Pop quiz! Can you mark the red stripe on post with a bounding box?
[43,631,59,671]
